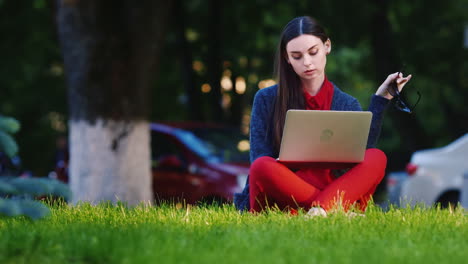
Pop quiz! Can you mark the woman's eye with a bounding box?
[310,50,318,55]
[292,56,301,60]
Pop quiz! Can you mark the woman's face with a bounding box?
[285,34,331,81]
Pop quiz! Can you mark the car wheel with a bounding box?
[436,191,460,209]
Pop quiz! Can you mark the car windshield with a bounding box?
[173,127,250,164]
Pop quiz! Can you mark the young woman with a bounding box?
[234,16,411,216]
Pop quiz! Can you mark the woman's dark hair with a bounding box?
[271,16,329,153]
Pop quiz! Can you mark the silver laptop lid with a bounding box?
[278,110,372,163]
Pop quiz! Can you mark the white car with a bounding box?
[387,133,468,208]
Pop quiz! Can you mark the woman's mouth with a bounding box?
[304,69,315,75]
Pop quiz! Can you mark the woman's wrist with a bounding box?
[375,91,392,100]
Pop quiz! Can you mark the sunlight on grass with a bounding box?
[1,201,467,264]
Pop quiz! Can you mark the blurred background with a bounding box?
[0,0,467,198]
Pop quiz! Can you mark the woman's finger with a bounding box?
[397,74,412,91]
[385,72,400,85]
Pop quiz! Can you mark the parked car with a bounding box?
[53,122,250,204]
[150,122,250,204]
[385,171,408,207]
[386,133,468,208]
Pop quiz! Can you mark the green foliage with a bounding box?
[0,0,466,175]
[0,131,18,159]
[326,44,375,108]
[0,116,20,134]
[0,177,71,200]
[0,116,20,158]
[0,177,71,220]
[0,198,50,220]
[0,109,70,221]
[0,204,467,263]
[0,1,66,175]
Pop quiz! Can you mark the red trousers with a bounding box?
[249,148,387,212]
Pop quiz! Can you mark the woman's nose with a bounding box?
[303,55,312,66]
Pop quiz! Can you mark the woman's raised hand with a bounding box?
[376,72,412,100]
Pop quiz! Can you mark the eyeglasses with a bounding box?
[387,72,421,113]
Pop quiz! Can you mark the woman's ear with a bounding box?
[325,39,332,54]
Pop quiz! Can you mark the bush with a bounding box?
[0,115,71,220]
[0,115,20,158]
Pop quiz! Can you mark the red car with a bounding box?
[151,122,250,204]
[53,122,250,204]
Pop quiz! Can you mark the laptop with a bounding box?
[277,110,372,169]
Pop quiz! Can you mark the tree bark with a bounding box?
[56,0,172,204]
[69,120,150,204]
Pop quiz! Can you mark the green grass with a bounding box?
[0,202,467,264]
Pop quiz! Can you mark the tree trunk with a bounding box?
[69,120,150,204]
[56,0,172,205]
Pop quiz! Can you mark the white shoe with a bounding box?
[306,207,327,218]
[346,212,365,218]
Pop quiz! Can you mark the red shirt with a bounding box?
[303,76,334,110]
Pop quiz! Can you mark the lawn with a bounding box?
[0,202,467,264]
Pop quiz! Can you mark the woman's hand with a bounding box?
[376,72,412,100]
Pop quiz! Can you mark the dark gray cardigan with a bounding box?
[234,84,390,211]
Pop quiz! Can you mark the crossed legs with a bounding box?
[249,148,387,212]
